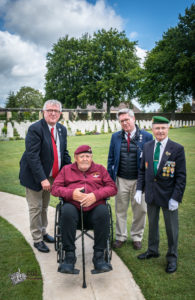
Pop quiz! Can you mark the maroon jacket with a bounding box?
[51,161,117,211]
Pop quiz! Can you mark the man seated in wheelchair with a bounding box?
[52,145,117,274]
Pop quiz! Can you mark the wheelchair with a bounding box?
[54,197,113,288]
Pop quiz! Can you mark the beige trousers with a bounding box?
[26,177,54,242]
[115,176,147,242]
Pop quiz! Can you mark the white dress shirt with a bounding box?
[125,127,136,140]
[154,136,168,169]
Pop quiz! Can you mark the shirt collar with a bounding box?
[125,127,136,139]
[48,124,56,131]
[155,136,168,147]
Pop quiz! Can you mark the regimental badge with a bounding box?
[165,151,171,156]
[145,162,148,169]
[92,172,100,178]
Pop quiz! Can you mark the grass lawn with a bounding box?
[0,217,42,300]
[0,128,195,300]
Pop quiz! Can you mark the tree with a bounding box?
[138,4,195,112]
[45,29,141,117]
[6,87,44,108]
[182,102,192,112]
[5,91,16,108]
[45,34,91,108]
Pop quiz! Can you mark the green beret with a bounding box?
[152,116,170,124]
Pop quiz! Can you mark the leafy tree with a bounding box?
[45,34,91,108]
[78,29,141,116]
[138,4,195,112]
[45,29,141,117]
[5,91,17,108]
[6,87,44,108]
[182,102,192,112]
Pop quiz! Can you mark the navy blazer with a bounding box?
[107,125,153,181]
[19,118,71,191]
[136,139,186,208]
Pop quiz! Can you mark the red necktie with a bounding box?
[127,133,130,152]
[51,128,59,178]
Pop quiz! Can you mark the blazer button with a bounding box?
[154,179,157,182]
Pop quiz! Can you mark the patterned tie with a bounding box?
[127,133,130,152]
[51,128,59,178]
[153,142,161,176]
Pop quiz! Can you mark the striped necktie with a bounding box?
[51,128,59,178]
[153,142,161,176]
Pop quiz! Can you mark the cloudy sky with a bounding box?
[0,0,193,109]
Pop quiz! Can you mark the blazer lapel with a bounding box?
[148,140,155,174]
[42,119,53,154]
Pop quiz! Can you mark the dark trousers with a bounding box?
[61,203,110,252]
[147,203,178,262]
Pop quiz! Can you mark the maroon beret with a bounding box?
[74,145,92,155]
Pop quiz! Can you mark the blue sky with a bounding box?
[89,0,193,50]
[0,0,193,109]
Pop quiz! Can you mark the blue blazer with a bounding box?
[107,126,153,181]
[19,118,71,191]
[136,139,186,208]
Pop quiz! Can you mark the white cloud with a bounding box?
[135,46,147,66]
[130,31,138,39]
[0,31,46,106]
[3,0,123,47]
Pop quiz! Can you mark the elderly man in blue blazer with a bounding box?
[19,99,71,253]
[107,109,153,250]
[136,116,186,273]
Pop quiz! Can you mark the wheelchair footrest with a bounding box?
[91,266,112,274]
[58,267,80,274]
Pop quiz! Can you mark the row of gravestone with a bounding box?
[0,119,195,139]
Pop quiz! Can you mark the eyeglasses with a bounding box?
[45,109,60,114]
[120,118,131,124]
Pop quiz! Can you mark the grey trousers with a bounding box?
[147,203,178,262]
[115,177,147,242]
[26,177,54,242]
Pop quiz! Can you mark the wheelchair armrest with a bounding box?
[59,197,64,205]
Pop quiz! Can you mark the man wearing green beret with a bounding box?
[134,116,186,273]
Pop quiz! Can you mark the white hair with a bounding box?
[117,108,134,119]
[43,99,62,111]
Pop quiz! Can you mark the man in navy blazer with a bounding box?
[107,109,153,250]
[136,116,186,273]
[19,99,71,253]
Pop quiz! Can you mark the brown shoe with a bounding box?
[133,241,142,250]
[113,240,126,249]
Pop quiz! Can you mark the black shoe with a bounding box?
[93,251,112,273]
[34,241,49,253]
[137,251,159,260]
[113,240,126,249]
[166,262,177,273]
[58,251,77,274]
[43,234,54,243]
[133,241,142,250]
